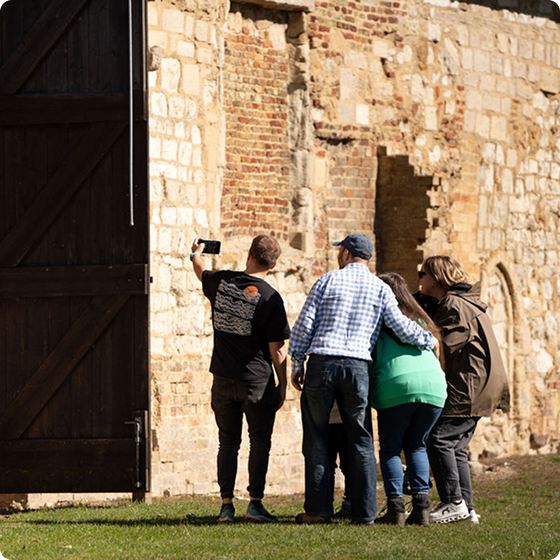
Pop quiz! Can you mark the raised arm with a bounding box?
[191,239,206,282]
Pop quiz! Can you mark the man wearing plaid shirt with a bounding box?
[290,234,437,525]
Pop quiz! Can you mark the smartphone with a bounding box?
[199,239,221,254]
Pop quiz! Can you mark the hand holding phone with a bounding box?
[198,239,221,254]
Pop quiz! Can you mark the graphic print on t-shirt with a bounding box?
[214,279,262,336]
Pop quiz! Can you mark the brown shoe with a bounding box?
[295,512,331,524]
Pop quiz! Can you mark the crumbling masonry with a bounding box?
[147,0,560,496]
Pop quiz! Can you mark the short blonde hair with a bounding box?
[422,256,470,291]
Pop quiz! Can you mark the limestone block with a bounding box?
[518,40,533,60]
[338,102,355,123]
[528,64,540,84]
[461,48,473,71]
[475,114,490,138]
[466,89,482,111]
[178,41,195,59]
[151,92,168,117]
[428,22,441,43]
[483,95,501,113]
[168,97,184,119]
[162,58,181,92]
[185,16,194,39]
[464,110,476,132]
[424,0,450,6]
[512,61,526,79]
[151,160,178,180]
[482,143,496,163]
[179,142,193,166]
[158,228,173,255]
[373,40,391,58]
[150,136,162,159]
[195,20,209,43]
[340,68,357,101]
[473,50,490,74]
[356,104,369,125]
[163,10,184,34]
[162,139,178,161]
[541,69,560,95]
[501,98,511,115]
[502,168,514,194]
[464,73,479,87]
[480,75,495,91]
[148,4,158,26]
[182,64,200,96]
[424,106,437,131]
[503,58,512,78]
[177,207,194,226]
[149,30,169,49]
[161,207,178,227]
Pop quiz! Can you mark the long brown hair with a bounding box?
[422,255,470,291]
[379,272,444,366]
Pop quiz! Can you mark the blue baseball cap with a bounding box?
[333,234,373,260]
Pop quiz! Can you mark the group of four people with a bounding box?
[190,233,509,525]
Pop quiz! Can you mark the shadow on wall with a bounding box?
[374,147,437,291]
[455,0,560,23]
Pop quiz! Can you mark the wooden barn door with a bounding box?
[0,0,150,493]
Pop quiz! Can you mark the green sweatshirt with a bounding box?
[370,328,447,410]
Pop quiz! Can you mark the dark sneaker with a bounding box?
[334,500,352,519]
[429,500,469,524]
[295,512,331,524]
[376,509,405,526]
[218,503,235,523]
[245,502,278,523]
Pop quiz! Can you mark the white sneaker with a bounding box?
[462,509,480,524]
[429,500,469,524]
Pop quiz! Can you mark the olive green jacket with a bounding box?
[435,282,510,417]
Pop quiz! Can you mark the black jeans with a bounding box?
[211,375,278,500]
[427,416,479,510]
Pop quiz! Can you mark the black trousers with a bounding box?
[211,375,278,500]
[427,416,479,510]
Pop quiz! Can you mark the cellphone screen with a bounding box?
[200,240,221,254]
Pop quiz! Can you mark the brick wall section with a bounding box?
[142,0,560,500]
[222,4,291,241]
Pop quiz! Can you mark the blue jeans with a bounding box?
[377,403,442,496]
[301,355,377,522]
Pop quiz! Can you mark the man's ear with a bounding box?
[269,262,277,271]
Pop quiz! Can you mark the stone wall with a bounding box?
[147,0,560,497]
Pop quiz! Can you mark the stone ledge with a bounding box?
[235,0,314,13]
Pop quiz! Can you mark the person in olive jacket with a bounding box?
[418,256,510,525]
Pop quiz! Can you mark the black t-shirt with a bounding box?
[202,270,291,382]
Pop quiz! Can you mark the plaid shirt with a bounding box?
[289,263,436,373]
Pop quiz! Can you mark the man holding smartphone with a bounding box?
[190,235,290,523]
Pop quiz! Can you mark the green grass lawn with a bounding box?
[1,454,559,559]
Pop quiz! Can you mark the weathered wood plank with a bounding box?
[0,93,145,125]
[0,264,149,297]
[0,294,130,440]
[0,121,126,268]
[0,439,136,469]
[0,0,89,95]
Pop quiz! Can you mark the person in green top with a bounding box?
[370,273,447,526]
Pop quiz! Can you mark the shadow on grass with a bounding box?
[9,514,304,527]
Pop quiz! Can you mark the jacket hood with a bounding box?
[447,282,488,314]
